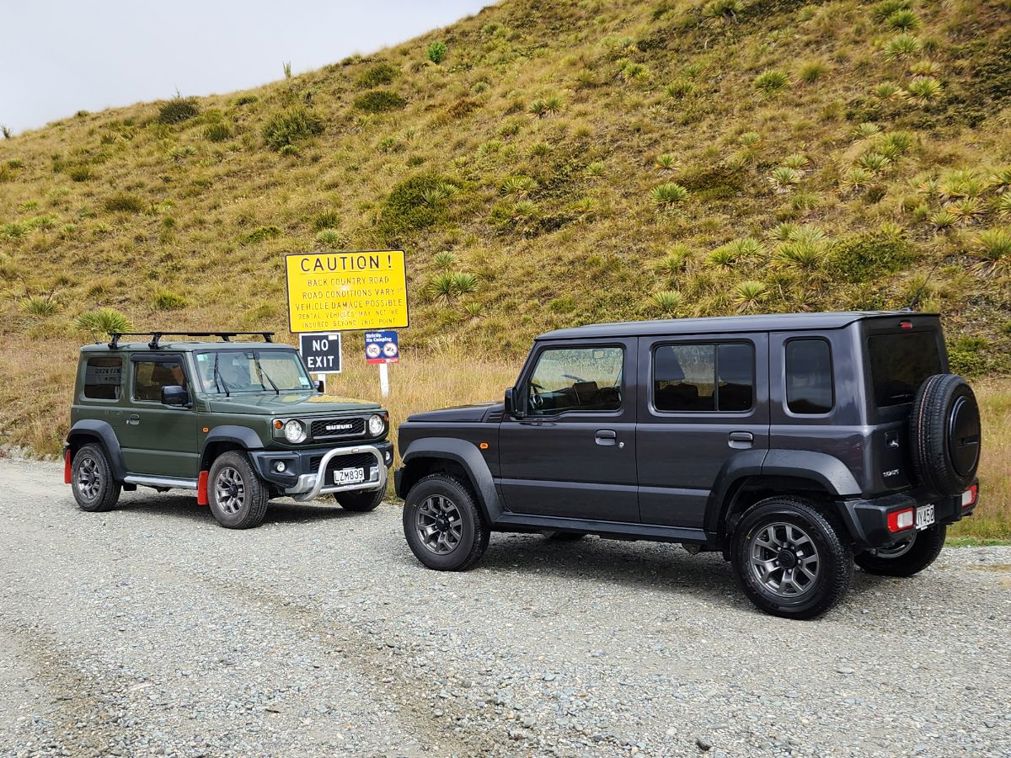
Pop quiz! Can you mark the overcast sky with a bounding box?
[0,1,490,134]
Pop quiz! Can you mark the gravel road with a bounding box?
[1,458,1009,757]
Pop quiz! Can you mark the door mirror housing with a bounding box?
[161,385,189,407]
[317,379,325,393]
[504,387,524,418]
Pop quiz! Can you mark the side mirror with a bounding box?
[161,385,189,407]
[317,379,325,393]
[504,387,523,418]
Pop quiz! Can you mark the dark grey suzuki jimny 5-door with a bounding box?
[395,312,981,619]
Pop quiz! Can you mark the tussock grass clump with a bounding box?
[704,0,742,18]
[734,281,768,313]
[666,79,696,99]
[653,290,683,315]
[153,290,188,310]
[975,228,1011,273]
[434,251,456,269]
[799,61,827,84]
[529,97,562,117]
[905,76,942,103]
[828,229,914,282]
[353,90,407,113]
[651,182,689,206]
[315,229,347,248]
[426,41,447,64]
[157,98,199,124]
[263,108,323,150]
[500,175,537,195]
[770,166,801,189]
[884,33,922,59]
[886,9,920,31]
[312,210,340,231]
[21,295,59,318]
[754,70,789,93]
[103,193,144,213]
[76,307,131,336]
[357,62,399,88]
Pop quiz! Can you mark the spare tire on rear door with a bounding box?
[909,374,981,496]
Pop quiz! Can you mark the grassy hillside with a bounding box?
[1,0,1010,532]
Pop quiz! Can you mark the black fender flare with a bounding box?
[705,449,861,538]
[399,437,502,523]
[199,426,265,470]
[66,420,127,481]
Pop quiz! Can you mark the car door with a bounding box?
[117,353,199,479]
[498,338,639,522]
[636,333,769,529]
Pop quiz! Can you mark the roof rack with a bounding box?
[107,332,275,349]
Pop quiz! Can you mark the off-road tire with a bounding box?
[207,451,269,529]
[403,474,489,571]
[731,497,853,620]
[909,374,980,497]
[71,443,121,512]
[334,487,385,512]
[855,524,946,577]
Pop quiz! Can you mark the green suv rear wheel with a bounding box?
[71,443,121,512]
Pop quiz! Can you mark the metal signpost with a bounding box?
[364,330,399,398]
[285,250,408,397]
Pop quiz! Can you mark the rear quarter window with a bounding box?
[868,331,942,406]
[83,357,123,400]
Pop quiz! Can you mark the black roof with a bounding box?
[537,311,934,340]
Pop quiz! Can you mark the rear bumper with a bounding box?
[249,441,393,501]
[839,483,977,548]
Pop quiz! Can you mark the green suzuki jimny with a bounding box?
[64,332,393,528]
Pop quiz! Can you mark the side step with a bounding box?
[122,475,198,491]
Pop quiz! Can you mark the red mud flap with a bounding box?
[196,470,209,506]
[64,449,72,485]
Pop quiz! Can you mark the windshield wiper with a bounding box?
[213,353,231,397]
[254,353,280,396]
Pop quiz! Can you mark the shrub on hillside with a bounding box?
[157,98,199,125]
[263,108,323,150]
[353,90,407,113]
[357,62,399,88]
[947,336,989,377]
[379,174,456,240]
[652,182,689,206]
[312,210,341,231]
[241,225,282,245]
[21,295,59,318]
[427,41,447,64]
[76,307,131,336]
[827,230,914,282]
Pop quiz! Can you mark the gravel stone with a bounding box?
[0,458,1009,756]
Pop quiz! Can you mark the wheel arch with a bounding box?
[199,426,264,471]
[398,437,502,523]
[66,420,127,481]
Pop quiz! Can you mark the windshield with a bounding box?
[868,331,943,407]
[194,350,314,394]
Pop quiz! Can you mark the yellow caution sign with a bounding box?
[285,251,409,333]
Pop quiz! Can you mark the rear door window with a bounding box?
[653,342,754,412]
[868,331,942,406]
[785,339,833,414]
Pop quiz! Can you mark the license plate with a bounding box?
[333,467,365,485]
[916,504,935,530]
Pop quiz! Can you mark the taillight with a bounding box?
[887,507,915,533]
[899,320,913,330]
[961,485,978,509]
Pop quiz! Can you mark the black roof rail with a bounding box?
[107,332,275,349]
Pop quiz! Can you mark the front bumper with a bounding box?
[249,441,393,502]
[839,483,977,548]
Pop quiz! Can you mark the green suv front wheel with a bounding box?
[207,451,269,529]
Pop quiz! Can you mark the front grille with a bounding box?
[310,417,365,440]
[323,452,376,481]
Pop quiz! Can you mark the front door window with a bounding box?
[526,347,623,415]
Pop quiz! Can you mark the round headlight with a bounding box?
[283,419,307,444]
[368,414,385,437]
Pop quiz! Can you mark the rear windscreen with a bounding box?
[868,331,942,406]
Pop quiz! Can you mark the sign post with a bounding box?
[298,332,342,392]
[285,251,408,399]
[365,330,399,399]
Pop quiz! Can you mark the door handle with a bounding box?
[595,429,617,447]
[126,414,141,426]
[728,431,753,449]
